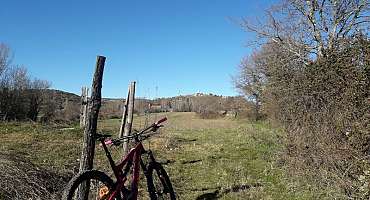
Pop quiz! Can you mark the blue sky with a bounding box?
[0,0,274,98]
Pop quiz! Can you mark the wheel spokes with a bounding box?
[74,179,115,200]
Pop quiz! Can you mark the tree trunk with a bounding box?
[78,56,106,199]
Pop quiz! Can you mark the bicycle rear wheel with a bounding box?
[146,162,176,200]
[62,170,122,200]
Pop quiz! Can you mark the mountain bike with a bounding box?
[63,117,176,200]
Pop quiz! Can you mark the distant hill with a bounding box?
[43,89,81,108]
[39,89,81,122]
[41,89,251,121]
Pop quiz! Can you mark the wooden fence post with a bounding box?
[123,81,136,154]
[78,55,106,199]
[80,87,89,128]
[118,85,130,138]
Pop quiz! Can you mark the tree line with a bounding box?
[98,94,251,119]
[0,43,51,121]
[234,0,369,198]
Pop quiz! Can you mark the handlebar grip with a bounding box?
[155,117,167,125]
[99,139,113,147]
[104,139,113,145]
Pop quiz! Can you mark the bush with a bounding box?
[196,110,221,119]
[265,36,370,198]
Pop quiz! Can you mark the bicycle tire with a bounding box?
[62,170,122,200]
[146,162,176,200]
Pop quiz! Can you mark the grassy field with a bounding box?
[0,112,317,199]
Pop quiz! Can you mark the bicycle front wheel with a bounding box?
[62,170,122,200]
[146,162,176,200]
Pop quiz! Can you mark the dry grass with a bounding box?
[0,112,329,199]
[97,112,318,199]
[0,152,67,199]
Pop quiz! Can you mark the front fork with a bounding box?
[141,149,156,176]
[129,149,157,199]
[116,150,157,200]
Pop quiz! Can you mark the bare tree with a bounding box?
[233,53,266,120]
[0,44,52,121]
[0,44,12,120]
[6,66,30,120]
[27,79,51,121]
[242,0,369,59]
[0,43,11,78]
[237,1,370,197]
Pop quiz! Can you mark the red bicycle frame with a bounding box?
[98,117,167,200]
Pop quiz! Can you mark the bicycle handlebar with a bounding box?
[155,117,167,125]
[100,116,168,147]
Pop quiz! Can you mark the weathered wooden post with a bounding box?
[78,56,106,199]
[123,81,136,153]
[118,85,130,138]
[80,87,89,128]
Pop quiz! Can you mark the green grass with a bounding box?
[146,119,304,199]
[0,112,319,199]
[0,122,83,172]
